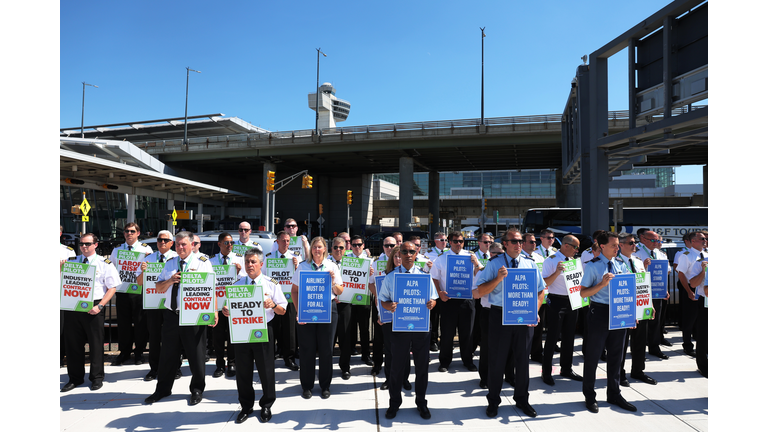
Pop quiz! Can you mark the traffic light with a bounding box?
[429,213,433,223]
[319,204,324,214]
[266,171,275,191]
[302,174,313,189]
[346,190,353,205]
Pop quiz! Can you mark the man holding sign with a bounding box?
[379,241,438,420]
[540,234,583,386]
[210,233,246,378]
[265,231,301,371]
[580,232,636,414]
[475,229,544,419]
[61,233,120,392]
[677,231,708,377]
[110,223,153,366]
[431,231,481,373]
[222,247,287,424]
[144,231,216,406]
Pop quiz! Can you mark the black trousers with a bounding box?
[621,319,649,379]
[582,303,627,403]
[486,306,533,406]
[371,306,384,371]
[213,310,234,368]
[438,298,476,368]
[389,329,430,409]
[154,309,207,395]
[478,306,489,383]
[235,325,276,411]
[60,310,66,362]
[679,281,699,352]
[647,298,666,352]
[273,303,297,363]
[530,304,545,360]
[63,308,105,385]
[145,309,166,374]
[430,300,441,345]
[542,294,579,376]
[349,304,371,359]
[472,298,482,352]
[696,296,708,375]
[297,302,338,391]
[116,292,148,358]
[381,322,409,383]
[336,302,353,373]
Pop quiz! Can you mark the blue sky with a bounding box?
[59,0,705,181]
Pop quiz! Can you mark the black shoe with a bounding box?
[417,404,431,420]
[429,343,439,352]
[362,357,373,366]
[516,402,537,418]
[190,391,203,406]
[301,389,312,399]
[236,408,252,424]
[542,374,555,386]
[607,395,637,412]
[175,369,183,379]
[465,363,478,372]
[260,407,272,422]
[134,357,144,365]
[698,369,708,378]
[144,372,157,382]
[660,338,672,347]
[205,355,211,362]
[342,371,351,380]
[478,380,488,389]
[486,404,498,417]
[560,370,583,381]
[111,354,127,366]
[631,372,657,385]
[285,360,299,371]
[227,364,236,377]
[620,378,630,387]
[403,380,412,391]
[380,381,389,390]
[385,407,398,419]
[90,382,103,391]
[438,366,448,372]
[649,350,669,360]
[684,348,696,357]
[213,367,225,378]
[61,381,82,392]
[144,392,170,404]
[371,368,381,376]
[321,388,331,399]
[586,400,599,413]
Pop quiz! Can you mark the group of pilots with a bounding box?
[59,219,708,423]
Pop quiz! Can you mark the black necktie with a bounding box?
[628,257,636,273]
[545,249,549,257]
[281,254,285,259]
[222,255,228,265]
[512,258,518,268]
[159,254,165,263]
[608,260,615,274]
[128,245,132,251]
[172,259,185,311]
[483,253,487,259]
[700,252,704,261]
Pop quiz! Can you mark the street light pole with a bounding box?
[184,67,201,149]
[81,82,98,138]
[480,27,486,126]
[315,48,326,138]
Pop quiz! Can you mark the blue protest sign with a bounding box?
[392,273,431,332]
[445,255,473,299]
[608,273,636,330]
[297,270,332,324]
[374,275,392,324]
[502,268,539,325]
[647,260,669,299]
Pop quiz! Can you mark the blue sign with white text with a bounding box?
[374,275,392,324]
[392,273,431,332]
[648,260,669,299]
[502,268,538,325]
[608,274,636,330]
[297,271,332,324]
[445,255,473,298]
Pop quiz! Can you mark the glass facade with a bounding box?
[619,167,675,188]
[374,169,557,198]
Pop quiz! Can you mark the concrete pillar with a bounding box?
[126,193,136,224]
[262,162,276,233]
[399,157,414,232]
[581,57,610,237]
[197,202,204,232]
[361,174,374,228]
[429,171,440,237]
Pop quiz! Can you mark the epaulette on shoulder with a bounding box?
[683,251,690,255]
[522,255,534,261]
[199,256,208,262]
[548,254,558,259]
[68,256,78,261]
[589,256,601,263]
[235,253,243,257]
[265,252,273,257]
[104,258,112,264]
[67,246,74,251]
[141,243,149,247]
[489,254,502,261]
[552,247,559,252]
[269,276,279,285]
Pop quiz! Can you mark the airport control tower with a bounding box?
[308,83,351,130]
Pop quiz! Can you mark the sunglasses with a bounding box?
[238,228,251,232]
[383,244,395,248]
[480,241,492,244]
[221,241,235,246]
[451,239,464,244]
[563,243,578,248]
[124,230,137,234]
[157,238,173,244]
[505,239,524,245]
[79,242,95,247]
[192,242,200,246]
[285,224,298,228]
[435,238,446,242]
[401,249,418,255]
[351,243,363,247]
[624,241,637,246]
[526,240,536,244]
[332,246,346,250]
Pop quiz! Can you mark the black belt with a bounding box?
[590,302,608,308]
[490,305,503,311]
[548,293,569,298]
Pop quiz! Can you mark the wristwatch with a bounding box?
[97,304,104,311]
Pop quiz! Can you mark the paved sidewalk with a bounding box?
[60,329,707,431]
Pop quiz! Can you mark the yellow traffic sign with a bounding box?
[173,221,177,226]
[172,208,178,221]
[82,216,90,222]
[80,197,91,216]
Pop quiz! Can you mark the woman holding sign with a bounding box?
[291,237,344,400]
[329,237,354,380]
